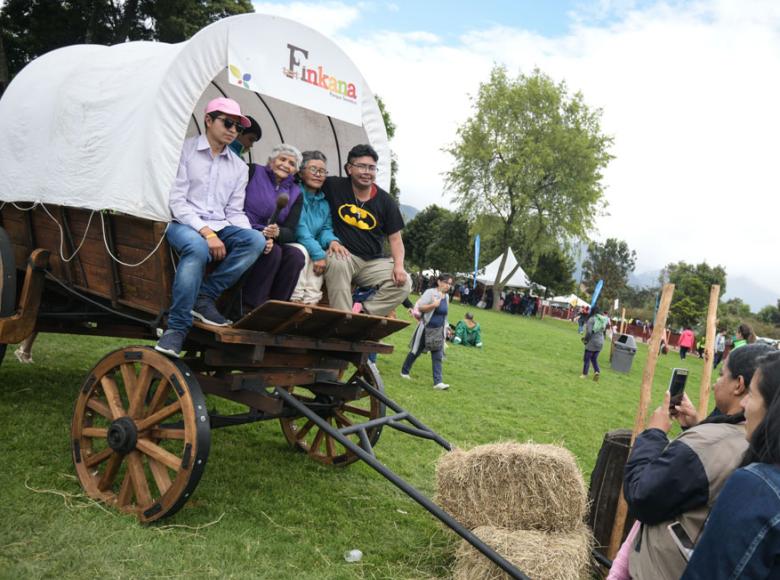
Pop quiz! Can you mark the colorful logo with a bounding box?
[338,204,376,231]
[229,64,252,89]
[284,44,358,101]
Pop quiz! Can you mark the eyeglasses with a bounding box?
[348,162,378,174]
[306,167,328,177]
[216,116,244,133]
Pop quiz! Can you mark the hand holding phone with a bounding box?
[668,368,689,415]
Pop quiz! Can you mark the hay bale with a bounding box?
[453,525,592,580]
[436,442,587,532]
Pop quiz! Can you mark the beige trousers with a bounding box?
[289,243,324,304]
[324,255,411,316]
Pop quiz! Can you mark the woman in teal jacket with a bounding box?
[290,150,349,304]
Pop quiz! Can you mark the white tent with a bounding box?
[550,294,589,308]
[0,14,389,222]
[476,248,532,289]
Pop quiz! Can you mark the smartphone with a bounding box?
[668,522,694,561]
[668,368,689,411]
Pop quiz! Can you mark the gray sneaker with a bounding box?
[191,296,231,327]
[155,330,186,358]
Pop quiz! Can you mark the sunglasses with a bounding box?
[215,116,244,133]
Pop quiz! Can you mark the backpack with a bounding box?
[592,314,608,334]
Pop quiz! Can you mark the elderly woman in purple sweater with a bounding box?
[241,144,305,310]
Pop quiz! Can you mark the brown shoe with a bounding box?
[593,372,600,382]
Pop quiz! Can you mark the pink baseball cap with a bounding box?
[204,97,251,128]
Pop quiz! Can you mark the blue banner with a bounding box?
[590,279,604,309]
[472,234,481,289]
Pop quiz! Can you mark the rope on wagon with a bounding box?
[39,203,96,262]
[99,212,169,267]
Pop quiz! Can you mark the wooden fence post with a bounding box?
[697,285,720,418]
[607,283,675,559]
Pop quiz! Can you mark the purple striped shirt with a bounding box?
[168,135,251,232]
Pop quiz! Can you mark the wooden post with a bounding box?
[697,285,720,418]
[607,283,675,559]
[620,307,627,334]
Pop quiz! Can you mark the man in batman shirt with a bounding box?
[321,144,411,315]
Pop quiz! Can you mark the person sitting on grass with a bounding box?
[156,97,265,357]
[453,312,482,347]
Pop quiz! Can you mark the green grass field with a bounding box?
[0,302,711,579]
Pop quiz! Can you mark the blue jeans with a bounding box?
[402,327,444,384]
[165,223,265,332]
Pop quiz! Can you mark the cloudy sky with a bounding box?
[252,0,779,298]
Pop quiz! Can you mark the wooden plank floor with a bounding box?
[232,300,409,342]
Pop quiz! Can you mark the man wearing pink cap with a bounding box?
[156,97,265,357]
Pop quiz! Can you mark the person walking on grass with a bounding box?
[581,309,609,381]
[678,326,695,359]
[400,273,453,390]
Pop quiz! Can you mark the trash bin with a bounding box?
[611,334,637,373]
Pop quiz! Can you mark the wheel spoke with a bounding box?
[333,410,354,427]
[84,447,113,468]
[128,364,154,418]
[148,428,185,440]
[82,427,108,438]
[98,452,122,491]
[136,400,182,431]
[86,398,112,420]
[343,404,371,417]
[136,438,181,472]
[127,451,152,507]
[148,457,172,495]
[295,419,315,441]
[120,363,137,403]
[100,376,127,419]
[117,470,133,507]
[310,428,325,454]
[325,429,336,458]
[146,378,171,416]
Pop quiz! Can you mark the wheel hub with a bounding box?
[107,416,138,454]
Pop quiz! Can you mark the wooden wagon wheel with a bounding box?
[71,346,210,523]
[0,226,17,366]
[279,361,386,466]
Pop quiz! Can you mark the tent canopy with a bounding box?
[476,248,532,289]
[0,14,389,222]
[550,294,589,308]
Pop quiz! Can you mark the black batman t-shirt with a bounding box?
[322,177,405,260]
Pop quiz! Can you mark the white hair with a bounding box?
[269,143,302,169]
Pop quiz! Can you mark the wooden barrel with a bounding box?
[587,429,635,557]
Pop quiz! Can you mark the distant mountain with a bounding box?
[400,204,419,223]
[723,276,779,312]
[626,270,778,312]
[629,269,661,288]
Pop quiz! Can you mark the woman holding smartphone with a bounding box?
[400,273,452,390]
[682,350,780,579]
[616,344,771,580]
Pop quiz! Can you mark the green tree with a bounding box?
[757,300,780,326]
[0,0,253,82]
[530,250,575,297]
[375,96,400,203]
[445,66,613,310]
[661,261,727,328]
[404,205,470,274]
[582,238,637,306]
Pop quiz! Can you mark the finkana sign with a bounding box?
[227,17,364,126]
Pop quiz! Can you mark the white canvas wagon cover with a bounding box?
[0,14,390,222]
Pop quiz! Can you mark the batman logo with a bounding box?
[338,203,377,231]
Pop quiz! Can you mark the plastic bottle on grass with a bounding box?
[344,549,363,563]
